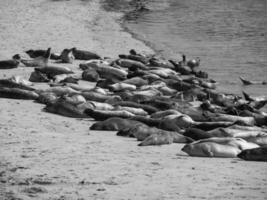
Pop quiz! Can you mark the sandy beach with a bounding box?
[0,0,267,199]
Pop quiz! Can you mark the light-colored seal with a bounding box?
[182,137,259,158]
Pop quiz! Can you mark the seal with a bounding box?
[116,59,149,71]
[0,78,35,91]
[71,47,101,60]
[149,68,178,78]
[118,54,148,65]
[60,48,74,63]
[237,147,267,162]
[90,117,144,131]
[169,58,192,75]
[60,94,86,106]
[195,137,259,150]
[181,139,242,158]
[114,105,148,116]
[20,48,51,67]
[0,87,39,100]
[35,65,73,78]
[151,109,182,119]
[138,132,173,146]
[53,74,74,83]
[149,56,174,69]
[36,92,58,105]
[0,54,20,69]
[127,125,161,141]
[242,91,267,109]
[84,108,135,121]
[109,82,136,92]
[88,101,114,110]
[207,127,267,138]
[203,112,256,126]
[121,77,148,87]
[80,62,127,81]
[29,71,50,83]
[44,86,80,96]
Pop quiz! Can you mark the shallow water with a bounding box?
[122,0,267,96]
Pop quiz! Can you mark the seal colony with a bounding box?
[0,47,267,161]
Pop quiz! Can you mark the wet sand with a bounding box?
[0,0,266,199]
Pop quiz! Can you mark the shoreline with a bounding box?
[102,0,179,59]
[0,0,266,200]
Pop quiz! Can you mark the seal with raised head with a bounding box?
[20,47,51,67]
[0,87,39,100]
[60,48,74,63]
[25,49,61,60]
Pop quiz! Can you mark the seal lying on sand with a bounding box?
[35,66,73,78]
[71,47,101,60]
[60,48,74,63]
[0,54,20,69]
[183,128,213,140]
[84,108,135,121]
[44,100,88,118]
[138,131,193,146]
[238,147,267,161]
[0,78,35,91]
[0,87,39,100]
[90,117,144,131]
[19,48,51,67]
[25,49,60,60]
[116,59,149,71]
[182,137,258,158]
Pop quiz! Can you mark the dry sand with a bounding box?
[0,0,267,199]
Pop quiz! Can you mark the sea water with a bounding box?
[123,0,267,96]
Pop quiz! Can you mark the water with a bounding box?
[122,0,267,96]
